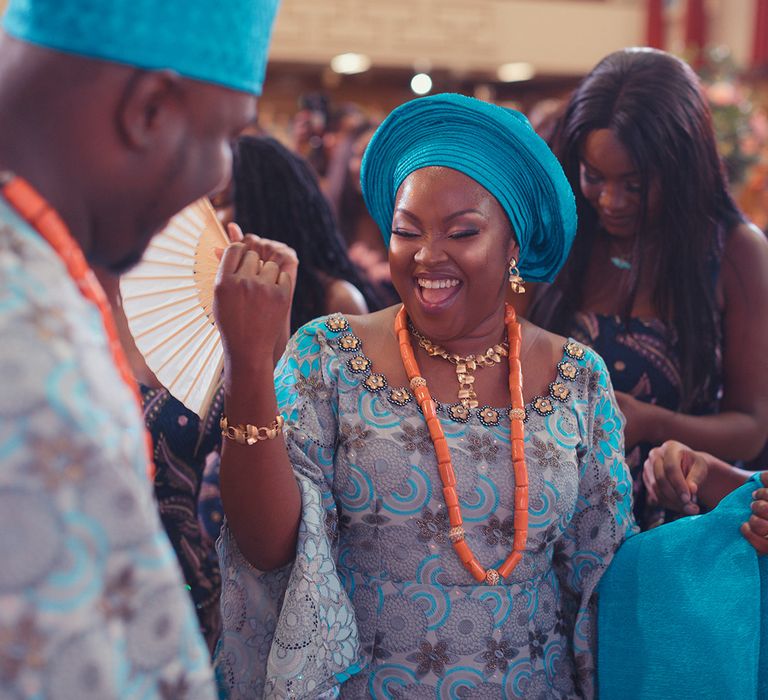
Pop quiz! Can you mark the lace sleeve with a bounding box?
[215,316,363,700]
[553,349,637,698]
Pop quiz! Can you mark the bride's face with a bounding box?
[389,166,517,342]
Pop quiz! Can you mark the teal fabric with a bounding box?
[359,93,577,283]
[598,474,766,699]
[2,0,280,95]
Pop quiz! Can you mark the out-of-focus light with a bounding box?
[411,73,433,95]
[497,62,535,83]
[330,53,372,75]
[474,84,495,102]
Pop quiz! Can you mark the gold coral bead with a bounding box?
[410,376,427,389]
[509,407,526,421]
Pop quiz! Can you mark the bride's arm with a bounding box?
[214,240,301,570]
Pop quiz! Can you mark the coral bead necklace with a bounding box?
[394,304,529,585]
[0,173,155,481]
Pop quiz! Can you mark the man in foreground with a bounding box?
[0,0,279,695]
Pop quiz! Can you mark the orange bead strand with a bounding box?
[395,304,529,584]
[1,175,156,481]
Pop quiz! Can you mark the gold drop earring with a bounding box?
[508,258,526,294]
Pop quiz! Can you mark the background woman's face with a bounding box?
[579,129,660,239]
[388,166,516,341]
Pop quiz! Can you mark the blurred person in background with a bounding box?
[338,122,399,304]
[526,97,566,145]
[291,91,330,177]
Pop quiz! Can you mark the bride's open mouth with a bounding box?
[414,276,463,311]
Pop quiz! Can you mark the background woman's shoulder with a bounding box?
[322,276,369,316]
[719,221,768,309]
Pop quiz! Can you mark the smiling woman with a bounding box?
[389,167,516,339]
[211,93,640,699]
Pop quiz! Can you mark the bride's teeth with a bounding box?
[417,278,459,289]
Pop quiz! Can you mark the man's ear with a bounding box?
[115,69,185,150]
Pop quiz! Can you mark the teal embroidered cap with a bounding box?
[2,0,281,95]
[360,93,577,283]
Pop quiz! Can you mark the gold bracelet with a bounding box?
[220,415,284,445]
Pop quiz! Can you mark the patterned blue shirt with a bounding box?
[0,197,215,698]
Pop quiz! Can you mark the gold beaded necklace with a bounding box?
[407,322,509,409]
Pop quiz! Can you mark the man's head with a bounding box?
[0,0,280,273]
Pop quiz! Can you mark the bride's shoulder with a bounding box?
[522,320,603,370]
[345,305,399,344]
[520,319,609,398]
[522,321,567,364]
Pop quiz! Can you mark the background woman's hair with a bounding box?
[232,135,382,332]
[337,121,377,245]
[536,47,744,410]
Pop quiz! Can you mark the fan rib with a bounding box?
[124,274,195,281]
[162,231,198,248]
[147,316,210,361]
[146,243,196,260]
[198,356,225,418]
[129,293,201,320]
[181,334,221,404]
[173,325,219,400]
[121,284,198,301]
[134,306,207,340]
[131,259,194,270]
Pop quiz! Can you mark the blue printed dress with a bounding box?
[215,315,636,699]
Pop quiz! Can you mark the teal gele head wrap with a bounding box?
[2,0,280,95]
[360,93,577,282]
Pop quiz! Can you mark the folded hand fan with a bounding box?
[120,197,228,417]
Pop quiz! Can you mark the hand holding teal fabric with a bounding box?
[742,472,768,555]
[598,473,767,699]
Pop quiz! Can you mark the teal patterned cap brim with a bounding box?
[2,0,281,95]
[360,93,577,283]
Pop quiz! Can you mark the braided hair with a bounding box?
[232,135,382,332]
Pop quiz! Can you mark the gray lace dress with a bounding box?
[214,314,636,699]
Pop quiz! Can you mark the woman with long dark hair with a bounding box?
[528,47,768,529]
[232,135,381,332]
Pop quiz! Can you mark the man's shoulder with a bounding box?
[0,209,90,354]
[0,254,101,414]
[0,231,149,488]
